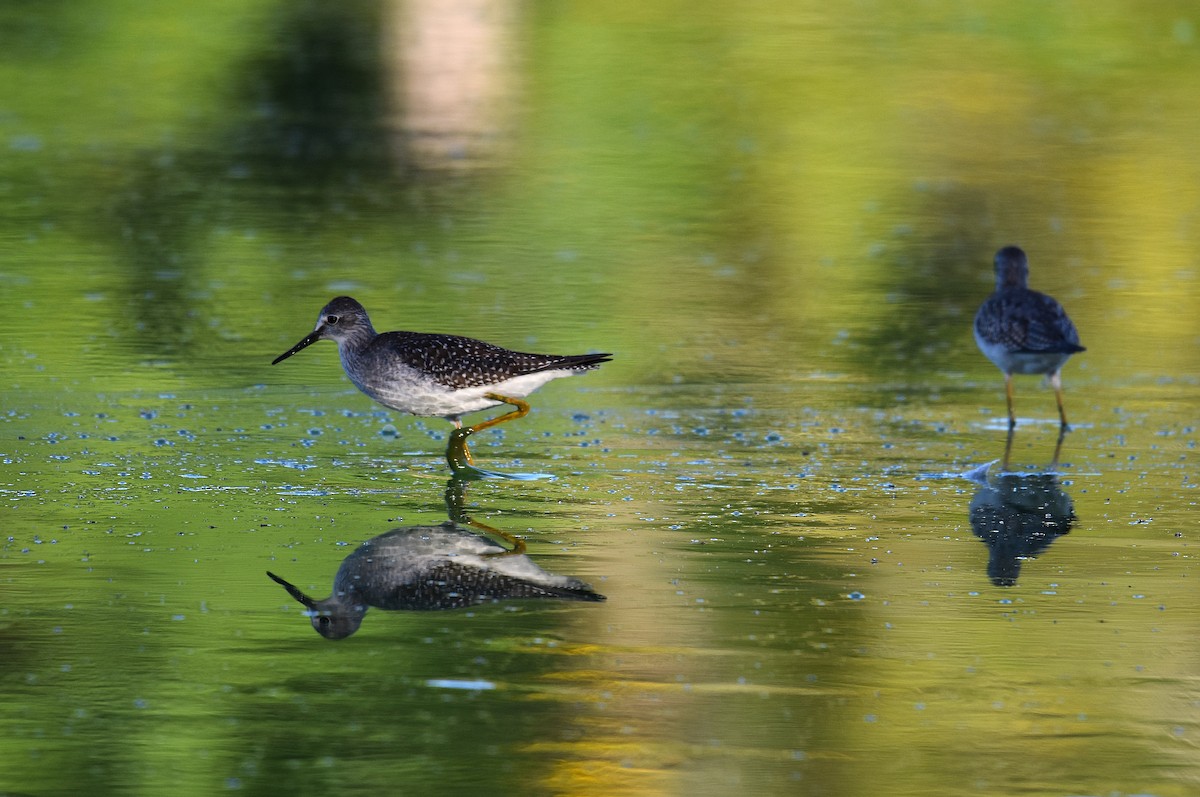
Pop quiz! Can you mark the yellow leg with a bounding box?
[1004,373,1016,430]
[467,392,530,434]
[1001,426,1015,472]
[446,427,475,470]
[446,418,474,466]
[1050,371,1069,429]
[444,393,531,474]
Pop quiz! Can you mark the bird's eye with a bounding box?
[318,616,331,627]
[325,314,340,325]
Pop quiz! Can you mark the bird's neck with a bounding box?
[335,325,377,358]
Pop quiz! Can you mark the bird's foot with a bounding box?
[444,427,550,480]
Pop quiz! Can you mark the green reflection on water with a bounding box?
[2,2,1199,796]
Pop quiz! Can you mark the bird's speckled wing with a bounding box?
[370,332,610,389]
[974,289,1083,354]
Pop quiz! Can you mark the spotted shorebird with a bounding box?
[272,296,611,468]
[974,246,1085,429]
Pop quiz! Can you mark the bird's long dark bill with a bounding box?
[267,571,317,609]
[272,330,322,365]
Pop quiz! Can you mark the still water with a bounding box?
[2,2,1198,796]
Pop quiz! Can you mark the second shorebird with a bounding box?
[272,296,611,466]
[974,246,1085,429]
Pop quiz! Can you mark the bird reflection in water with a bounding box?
[267,479,605,638]
[966,432,1076,587]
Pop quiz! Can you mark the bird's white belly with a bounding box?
[975,331,1070,375]
[352,368,576,420]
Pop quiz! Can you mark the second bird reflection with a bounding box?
[967,462,1076,587]
[268,479,605,639]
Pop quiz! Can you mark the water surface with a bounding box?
[2,2,1198,796]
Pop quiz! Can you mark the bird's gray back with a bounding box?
[364,332,597,389]
[975,288,1082,353]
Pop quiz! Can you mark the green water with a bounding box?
[2,2,1198,796]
